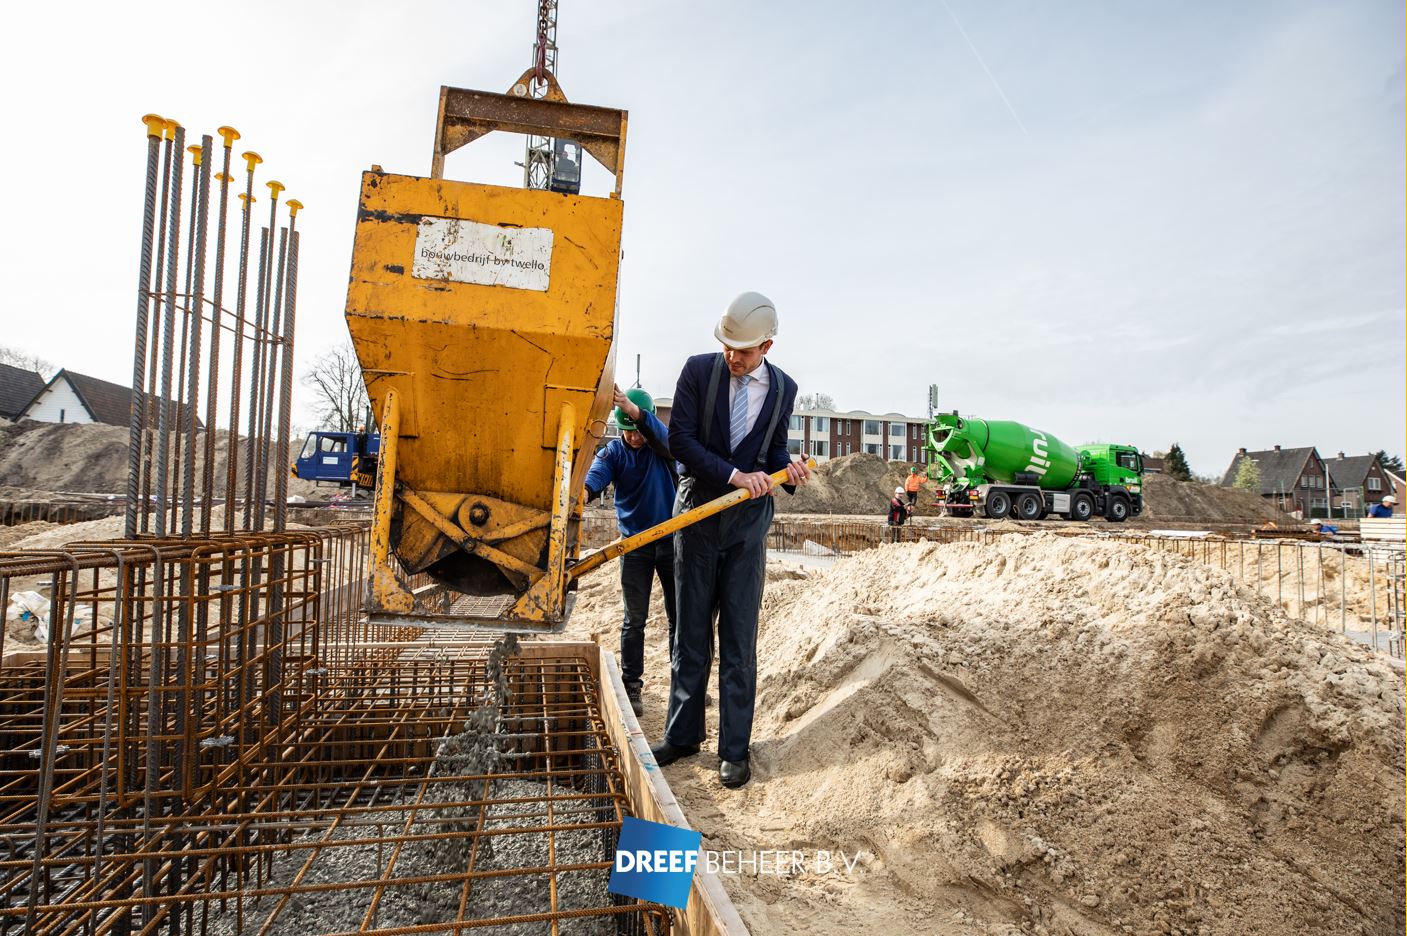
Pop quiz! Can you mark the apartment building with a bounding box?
[787,409,928,465]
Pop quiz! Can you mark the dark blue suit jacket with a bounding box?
[668,352,798,496]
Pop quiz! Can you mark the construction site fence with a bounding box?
[580,515,1404,660]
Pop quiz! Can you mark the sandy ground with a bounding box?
[563,536,1404,936]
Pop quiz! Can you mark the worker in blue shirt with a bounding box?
[1367,495,1396,518]
[584,385,678,715]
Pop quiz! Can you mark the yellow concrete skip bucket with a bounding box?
[347,73,817,634]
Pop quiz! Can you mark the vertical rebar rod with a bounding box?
[169,144,203,534]
[243,225,271,530]
[202,129,239,534]
[181,136,213,536]
[153,126,186,538]
[140,123,178,535]
[273,219,301,533]
[226,152,259,530]
[125,117,166,538]
[257,226,288,532]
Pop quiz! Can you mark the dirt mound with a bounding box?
[0,420,323,498]
[574,535,1405,934]
[1140,473,1297,526]
[774,453,899,516]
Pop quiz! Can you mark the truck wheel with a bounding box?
[1070,492,1094,522]
[1105,495,1129,523]
[984,491,1011,519]
[1014,492,1042,521]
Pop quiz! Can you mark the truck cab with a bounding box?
[293,431,380,488]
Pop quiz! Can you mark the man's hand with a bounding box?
[612,384,641,422]
[730,470,773,499]
[784,457,811,487]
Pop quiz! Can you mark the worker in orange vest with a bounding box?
[903,466,925,507]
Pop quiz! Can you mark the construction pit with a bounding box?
[2,520,1402,936]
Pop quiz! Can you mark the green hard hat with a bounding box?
[614,387,656,431]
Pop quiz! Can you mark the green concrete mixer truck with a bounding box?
[923,411,1144,522]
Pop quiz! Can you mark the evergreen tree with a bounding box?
[1373,450,1404,474]
[1233,456,1261,493]
[1164,443,1192,481]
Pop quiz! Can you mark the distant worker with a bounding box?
[1367,495,1397,518]
[651,291,809,790]
[584,385,677,716]
[887,485,911,540]
[1310,520,1339,536]
[904,465,925,507]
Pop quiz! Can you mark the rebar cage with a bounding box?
[0,525,668,935]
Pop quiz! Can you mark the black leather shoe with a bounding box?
[650,741,700,766]
[626,687,644,716]
[719,759,751,788]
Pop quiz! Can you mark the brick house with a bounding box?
[1326,452,1394,514]
[1220,445,1330,518]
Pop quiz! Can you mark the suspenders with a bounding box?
[699,353,784,470]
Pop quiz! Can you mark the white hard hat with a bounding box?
[895,486,905,495]
[1384,495,1398,504]
[714,292,778,349]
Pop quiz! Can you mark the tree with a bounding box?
[1164,443,1192,481]
[0,345,52,376]
[302,341,370,432]
[1373,450,1404,474]
[1233,456,1261,493]
[796,393,836,411]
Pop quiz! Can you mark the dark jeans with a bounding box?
[665,489,772,763]
[619,535,677,693]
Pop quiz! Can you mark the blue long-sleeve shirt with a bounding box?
[584,410,677,536]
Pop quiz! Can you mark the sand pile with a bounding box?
[773,453,899,516]
[1139,473,1299,526]
[571,536,1405,934]
[0,420,322,498]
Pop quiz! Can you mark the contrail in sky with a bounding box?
[939,0,1030,137]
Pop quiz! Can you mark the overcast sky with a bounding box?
[4,1,1402,477]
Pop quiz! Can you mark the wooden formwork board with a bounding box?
[515,640,750,936]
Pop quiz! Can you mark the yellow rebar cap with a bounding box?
[214,172,233,184]
[187,144,203,166]
[242,151,262,172]
[163,118,181,141]
[286,199,303,218]
[266,180,285,198]
[218,126,240,147]
[238,192,256,205]
[142,114,165,138]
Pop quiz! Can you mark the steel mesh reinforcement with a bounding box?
[0,525,668,935]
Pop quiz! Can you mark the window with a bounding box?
[889,423,905,437]
[1368,477,1382,491]
[837,419,848,433]
[865,443,880,455]
[1117,452,1140,471]
[59,408,65,423]
[864,420,881,435]
[890,444,903,460]
[813,416,829,433]
[788,415,802,431]
[299,435,317,460]
[1300,477,1311,489]
[787,438,803,455]
[320,436,348,453]
[811,440,829,457]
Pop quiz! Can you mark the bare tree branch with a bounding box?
[301,341,370,432]
[0,345,53,376]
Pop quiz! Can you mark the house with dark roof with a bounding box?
[20,370,202,430]
[1325,452,1393,513]
[1220,445,1330,518]
[0,362,46,421]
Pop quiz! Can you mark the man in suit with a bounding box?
[650,292,810,788]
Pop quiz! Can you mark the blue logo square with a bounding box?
[607,817,702,910]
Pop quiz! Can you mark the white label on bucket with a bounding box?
[412,217,553,291]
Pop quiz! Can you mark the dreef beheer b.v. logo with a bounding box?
[607,817,701,910]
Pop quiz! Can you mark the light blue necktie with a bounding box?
[729,374,752,451]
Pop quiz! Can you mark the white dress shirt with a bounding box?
[725,360,770,484]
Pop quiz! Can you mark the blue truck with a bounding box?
[292,430,380,493]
